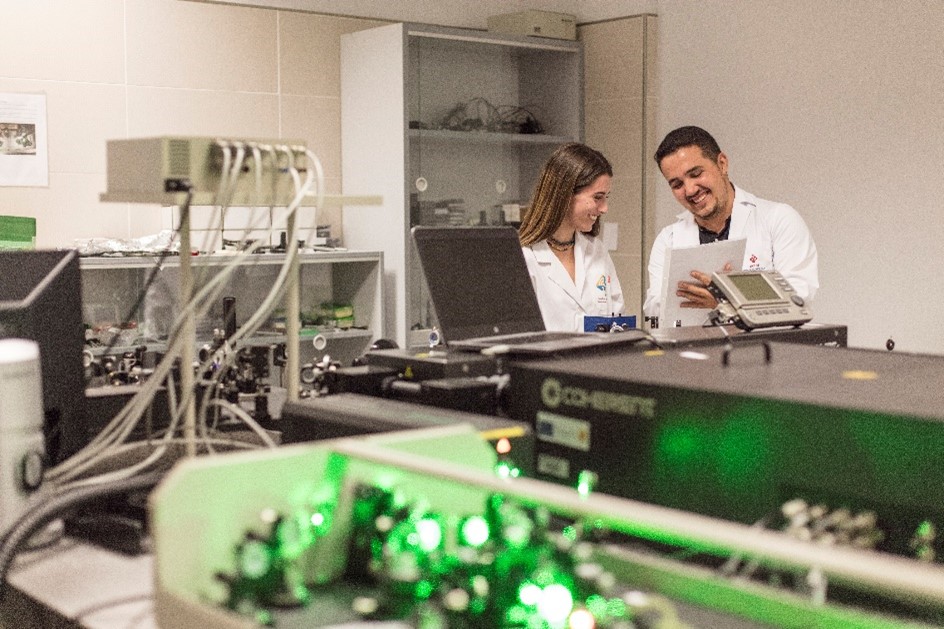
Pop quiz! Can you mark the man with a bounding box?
[643,126,818,321]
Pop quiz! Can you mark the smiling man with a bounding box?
[643,126,819,323]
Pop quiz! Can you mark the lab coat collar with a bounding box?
[673,183,756,241]
[729,184,757,238]
[530,234,586,305]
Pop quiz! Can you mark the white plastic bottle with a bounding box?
[0,338,46,533]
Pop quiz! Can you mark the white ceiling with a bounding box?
[201,0,657,29]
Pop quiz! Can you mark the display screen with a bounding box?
[0,249,86,463]
[412,226,545,339]
[728,273,781,301]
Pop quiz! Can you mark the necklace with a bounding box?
[547,235,576,251]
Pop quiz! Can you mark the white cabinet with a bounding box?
[341,23,583,348]
[80,251,384,369]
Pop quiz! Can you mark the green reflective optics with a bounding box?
[568,608,595,629]
[238,540,272,579]
[277,515,305,558]
[527,616,546,629]
[518,582,542,606]
[506,605,529,624]
[460,516,490,547]
[532,566,557,588]
[577,470,598,497]
[504,524,532,549]
[415,579,434,600]
[538,584,574,624]
[416,518,443,552]
[501,505,534,549]
[585,594,607,617]
[606,597,628,618]
[496,461,518,478]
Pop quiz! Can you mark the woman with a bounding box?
[519,143,625,332]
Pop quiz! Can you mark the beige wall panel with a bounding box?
[581,17,645,103]
[0,0,124,83]
[17,173,125,247]
[126,87,280,139]
[280,94,342,179]
[606,179,643,257]
[642,15,659,284]
[581,15,650,317]
[610,250,643,319]
[604,175,642,314]
[321,178,342,196]
[585,97,644,182]
[125,204,167,239]
[0,79,126,177]
[280,13,387,97]
[126,0,278,92]
[46,83,127,176]
[279,92,343,235]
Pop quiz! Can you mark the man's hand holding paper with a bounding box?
[659,238,745,326]
[678,265,732,309]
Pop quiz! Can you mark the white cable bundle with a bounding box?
[46,140,325,489]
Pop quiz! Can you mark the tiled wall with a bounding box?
[0,0,384,249]
[0,1,655,312]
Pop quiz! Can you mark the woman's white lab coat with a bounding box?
[522,232,625,332]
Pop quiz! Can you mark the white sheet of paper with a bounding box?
[0,92,48,187]
[659,238,746,327]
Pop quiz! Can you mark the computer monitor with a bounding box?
[0,249,86,463]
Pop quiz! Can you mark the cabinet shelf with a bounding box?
[84,326,374,358]
[80,251,384,368]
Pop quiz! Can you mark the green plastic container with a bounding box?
[0,215,36,250]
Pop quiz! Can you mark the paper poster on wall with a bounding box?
[0,92,48,187]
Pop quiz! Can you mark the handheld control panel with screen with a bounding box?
[708,270,812,331]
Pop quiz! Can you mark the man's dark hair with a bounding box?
[654,126,722,164]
